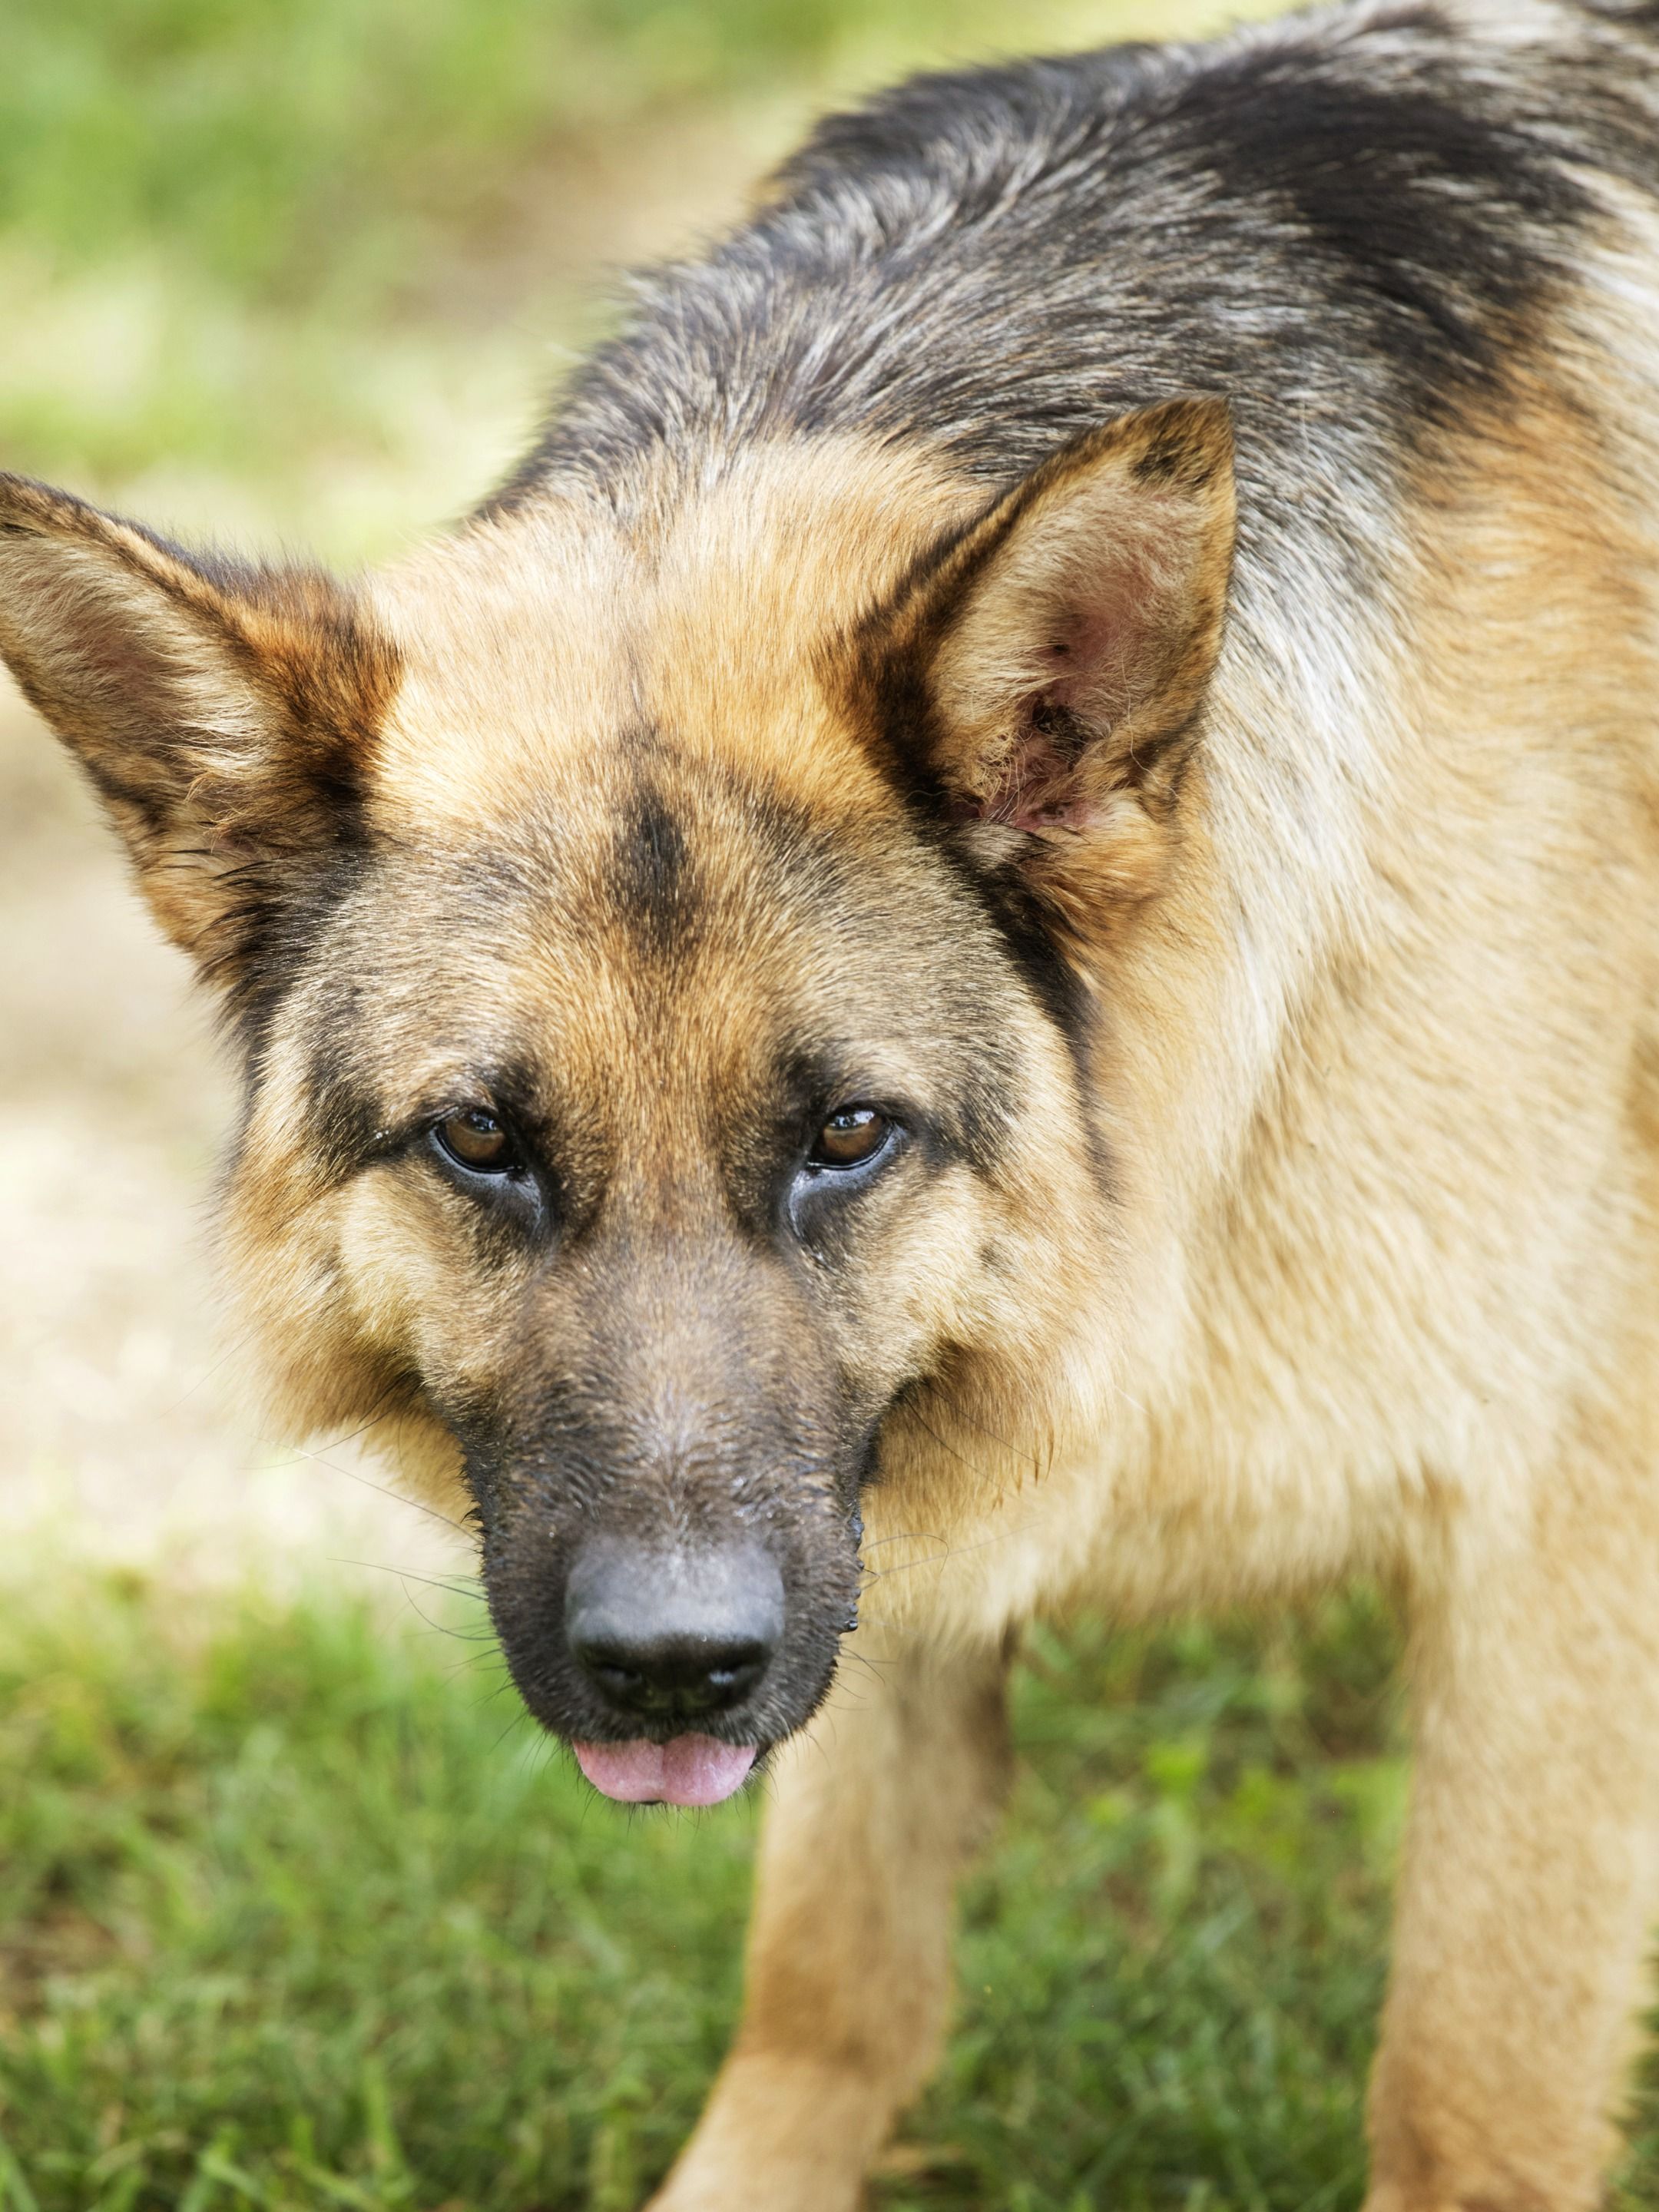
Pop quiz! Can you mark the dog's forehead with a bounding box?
[330,436,1000,1118]
[300,780,973,1189]
[349,745,951,1096]
[366,432,977,845]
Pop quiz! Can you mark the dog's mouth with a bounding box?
[572,1735,759,1808]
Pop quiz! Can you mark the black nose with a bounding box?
[565,1543,784,1723]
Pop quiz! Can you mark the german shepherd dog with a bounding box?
[5,0,1659,2199]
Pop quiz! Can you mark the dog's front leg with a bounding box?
[1366,1419,1659,2212]
[645,1625,1013,2212]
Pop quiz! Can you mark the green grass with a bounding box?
[4,1575,1659,2209]
[0,1575,1396,2210]
[0,0,1094,310]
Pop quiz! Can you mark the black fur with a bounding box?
[614,780,698,952]
[488,0,1659,545]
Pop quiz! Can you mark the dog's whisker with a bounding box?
[328,1555,481,1601]
[902,1406,1004,1488]
[861,1525,1021,1584]
[153,1320,263,1419]
[283,1446,473,1537]
[933,1398,1046,1480]
[859,1529,948,1553]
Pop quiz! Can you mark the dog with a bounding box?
[5,0,1659,2200]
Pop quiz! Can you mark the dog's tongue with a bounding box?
[574,1736,757,1808]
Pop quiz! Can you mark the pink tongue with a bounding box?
[574,1736,757,1808]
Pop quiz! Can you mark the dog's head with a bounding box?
[0,401,1233,1802]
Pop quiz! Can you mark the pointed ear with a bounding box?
[863,396,1235,910]
[0,472,399,1017]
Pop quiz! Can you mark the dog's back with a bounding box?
[497,0,1659,558]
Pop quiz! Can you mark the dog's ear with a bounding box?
[862,396,1235,914]
[0,472,399,1012]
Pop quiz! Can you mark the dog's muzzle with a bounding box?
[564,1540,783,1806]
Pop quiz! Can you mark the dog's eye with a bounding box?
[434,1108,518,1175]
[808,1107,892,1171]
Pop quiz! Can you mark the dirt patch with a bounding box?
[0,677,468,1595]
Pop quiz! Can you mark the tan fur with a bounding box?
[8,160,1659,2212]
[647,402,1659,2206]
[213,360,1659,2210]
[0,478,398,969]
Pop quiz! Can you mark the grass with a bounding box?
[0,1570,1510,2212]
[2,0,1116,310]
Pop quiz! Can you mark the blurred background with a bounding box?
[1,5,1626,2210]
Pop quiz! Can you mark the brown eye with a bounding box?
[435,1108,515,1174]
[808,1106,892,1171]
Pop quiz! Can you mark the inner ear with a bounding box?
[868,396,1236,847]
